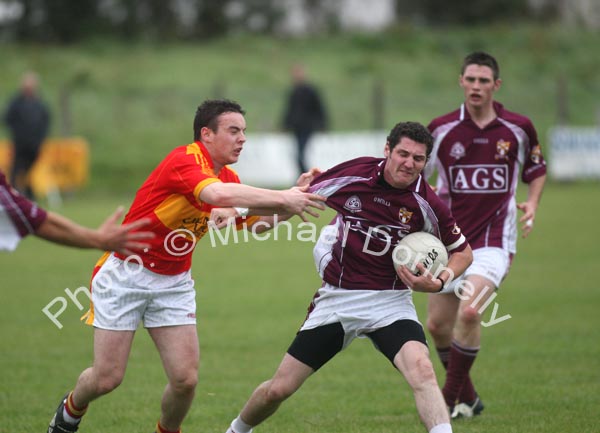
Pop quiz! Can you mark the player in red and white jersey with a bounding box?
[47,100,326,433]
[424,52,547,419]
[0,170,152,253]
[224,122,473,433]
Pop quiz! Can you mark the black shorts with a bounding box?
[287,319,427,371]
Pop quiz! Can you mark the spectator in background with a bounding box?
[282,64,328,175]
[4,71,51,199]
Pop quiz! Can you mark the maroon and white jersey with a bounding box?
[308,157,468,291]
[0,171,47,251]
[426,101,546,253]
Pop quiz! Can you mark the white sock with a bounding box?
[228,416,253,433]
[429,423,452,433]
[62,407,81,425]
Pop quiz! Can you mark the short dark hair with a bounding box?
[461,51,500,81]
[193,99,245,141]
[386,121,434,157]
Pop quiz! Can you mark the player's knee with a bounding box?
[95,372,124,395]
[170,370,198,395]
[415,356,437,383]
[459,305,481,326]
[406,356,437,390]
[426,317,452,339]
[264,380,296,404]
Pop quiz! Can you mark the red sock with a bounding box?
[156,422,181,433]
[436,346,478,403]
[64,391,88,421]
[441,341,479,407]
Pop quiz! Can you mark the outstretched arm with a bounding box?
[200,172,325,223]
[35,206,154,256]
[245,167,325,231]
[208,168,325,231]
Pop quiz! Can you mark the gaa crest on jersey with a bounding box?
[530,144,542,164]
[344,195,362,213]
[398,207,413,224]
[495,139,511,160]
[450,142,466,160]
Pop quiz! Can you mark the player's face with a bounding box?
[202,112,247,171]
[460,64,501,110]
[383,137,428,189]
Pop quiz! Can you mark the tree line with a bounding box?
[0,0,580,44]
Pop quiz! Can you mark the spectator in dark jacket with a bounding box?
[4,71,51,199]
[282,64,328,175]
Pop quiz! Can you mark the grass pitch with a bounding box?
[1,181,599,433]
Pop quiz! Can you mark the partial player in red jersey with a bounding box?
[424,52,546,419]
[222,122,473,433]
[47,99,326,433]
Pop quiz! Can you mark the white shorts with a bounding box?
[301,283,420,349]
[0,203,22,251]
[91,254,196,331]
[440,247,511,295]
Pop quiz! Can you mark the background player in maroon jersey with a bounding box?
[223,122,473,433]
[0,170,152,254]
[425,52,546,419]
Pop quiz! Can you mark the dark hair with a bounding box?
[461,51,500,81]
[386,121,434,157]
[193,99,245,141]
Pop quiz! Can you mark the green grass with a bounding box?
[1,180,599,432]
[1,24,599,432]
[1,25,600,192]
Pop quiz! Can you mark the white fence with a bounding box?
[235,131,388,186]
[237,127,600,186]
[549,127,600,180]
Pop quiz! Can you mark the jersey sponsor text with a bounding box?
[449,164,508,193]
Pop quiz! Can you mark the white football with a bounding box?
[392,232,448,276]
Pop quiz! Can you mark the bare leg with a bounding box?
[441,275,496,406]
[394,341,450,431]
[427,292,460,348]
[238,354,314,427]
[455,275,496,347]
[71,329,135,407]
[149,325,199,431]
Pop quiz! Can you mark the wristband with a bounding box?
[234,207,249,217]
[436,277,445,292]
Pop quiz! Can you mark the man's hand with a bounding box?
[296,167,322,188]
[518,174,545,239]
[280,185,326,222]
[97,207,155,256]
[396,263,443,293]
[209,207,239,229]
[517,201,537,238]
